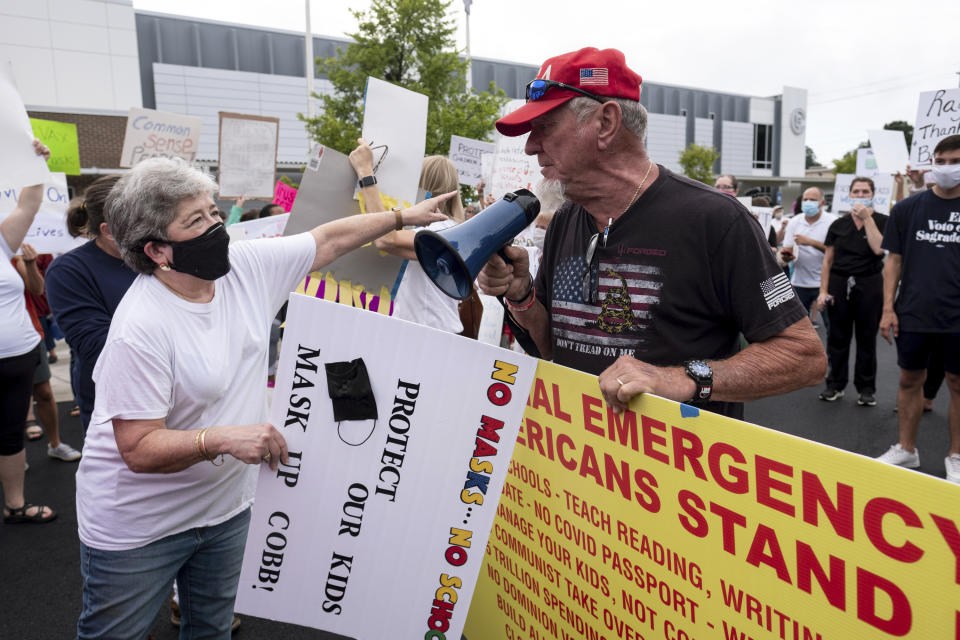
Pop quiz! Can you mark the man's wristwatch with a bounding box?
[358,175,377,188]
[684,360,713,404]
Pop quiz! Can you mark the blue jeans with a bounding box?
[77,508,250,640]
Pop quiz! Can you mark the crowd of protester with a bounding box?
[2,45,959,638]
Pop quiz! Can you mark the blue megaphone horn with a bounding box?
[414,189,540,300]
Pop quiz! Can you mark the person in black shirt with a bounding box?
[815,177,887,405]
[477,46,826,418]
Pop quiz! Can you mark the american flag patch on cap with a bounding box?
[580,68,608,86]
[760,272,794,310]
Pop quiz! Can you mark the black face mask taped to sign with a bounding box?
[324,358,378,446]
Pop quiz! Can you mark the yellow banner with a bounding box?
[464,360,960,640]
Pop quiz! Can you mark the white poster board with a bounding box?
[0,62,50,187]
[911,88,960,167]
[225,213,290,244]
[868,129,909,175]
[0,173,85,254]
[236,294,536,639]
[480,152,494,186]
[218,112,280,199]
[831,173,894,214]
[488,99,542,200]
[751,206,774,240]
[855,148,880,177]
[119,107,202,168]
[447,135,495,187]
[361,77,428,206]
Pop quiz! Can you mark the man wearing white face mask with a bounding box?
[815,177,887,405]
[876,134,960,483]
[781,188,836,331]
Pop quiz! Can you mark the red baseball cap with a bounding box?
[496,47,643,137]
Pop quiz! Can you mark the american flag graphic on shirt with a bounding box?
[551,254,662,348]
[760,271,795,309]
[580,68,609,86]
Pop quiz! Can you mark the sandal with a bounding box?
[25,420,43,441]
[3,503,57,524]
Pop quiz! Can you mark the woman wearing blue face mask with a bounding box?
[73,157,451,638]
[815,177,887,406]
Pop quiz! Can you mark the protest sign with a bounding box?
[832,173,894,214]
[218,112,279,199]
[856,148,880,178]
[237,294,537,638]
[362,77,428,206]
[868,129,909,175]
[464,359,960,640]
[0,173,85,254]
[449,135,495,187]
[481,152,494,186]
[119,107,202,168]
[489,100,541,200]
[225,212,289,244]
[0,62,50,188]
[910,89,960,167]
[272,181,298,212]
[30,118,80,175]
[752,206,773,241]
[284,144,410,314]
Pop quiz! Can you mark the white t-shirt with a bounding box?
[0,233,41,358]
[76,233,315,551]
[395,218,463,334]
[783,212,837,288]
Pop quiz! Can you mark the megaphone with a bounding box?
[414,189,540,300]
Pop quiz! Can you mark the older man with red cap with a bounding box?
[479,47,826,418]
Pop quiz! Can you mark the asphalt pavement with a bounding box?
[0,329,953,639]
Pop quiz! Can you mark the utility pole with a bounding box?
[464,0,472,95]
[305,0,315,118]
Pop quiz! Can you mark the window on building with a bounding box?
[753,123,773,169]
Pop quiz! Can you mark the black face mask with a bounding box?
[325,358,378,447]
[167,222,231,280]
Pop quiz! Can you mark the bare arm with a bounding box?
[373,228,419,260]
[880,253,902,344]
[795,234,826,253]
[113,417,288,474]
[598,318,826,412]
[0,141,50,252]
[815,245,835,311]
[13,249,44,295]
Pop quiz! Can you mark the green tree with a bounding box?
[678,143,720,185]
[805,145,818,168]
[300,0,506,162]
[883,120,913,148]
[832,140,870,174]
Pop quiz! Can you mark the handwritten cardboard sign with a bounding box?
[489,100,541,200]
[218,112,280,199]
[272,181,298,212]
[119,107,202,168]
[30,118,80,175]
[236,294,536,638]
[831,173,894,214]
[910,88,960,167]
[0,173,85,253]
[0,62,50,187]
[449,135,495,187]
[856,148,880,178]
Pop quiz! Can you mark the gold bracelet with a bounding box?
[199,428,223,466]
[194,429,205,460]
[392,206,404,230]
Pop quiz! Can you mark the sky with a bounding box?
[134,0,960,167]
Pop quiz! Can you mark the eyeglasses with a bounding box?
[581,232,600,304]
[526,79,606,104]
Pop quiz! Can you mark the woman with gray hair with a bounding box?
[74,157,450,638]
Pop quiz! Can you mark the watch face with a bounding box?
[688,361,711,378]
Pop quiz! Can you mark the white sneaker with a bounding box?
[48,442,82,462]
[945,454,960,484]
[876,443,919,469]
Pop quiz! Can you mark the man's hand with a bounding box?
[477,245,531,300]
[20,242,37,263]
[349,138,375,179]
[880,309,899,344]
[906,165,928,189]
[851,203,873,221]
[598,356,694,414]
[779,246,795,263]
[235,195,247,208]
[815,292,832,312]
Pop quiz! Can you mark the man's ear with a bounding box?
[596,101,623,151]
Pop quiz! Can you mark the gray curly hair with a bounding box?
[105,158,219,274]
[567,96,648,141]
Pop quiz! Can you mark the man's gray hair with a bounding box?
[567,96,648,141]
[105,157,219,274]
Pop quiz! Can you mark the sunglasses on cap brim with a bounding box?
[526,79,606,104]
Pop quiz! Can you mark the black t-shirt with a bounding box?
[882,190,960,332]
[824,213,887,277]
[534,167,807,418]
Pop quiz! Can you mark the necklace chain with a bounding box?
[621,159,655,216]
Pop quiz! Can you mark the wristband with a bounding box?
[506,282,533,305]
[506,285,536,312]
[358,175,377,188]
[392,206,404,230]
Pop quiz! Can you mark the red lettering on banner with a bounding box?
[524,417,545,457]
[530,378,550,413]
[856,567,912,635]
[930,514,960,585]
[551,383,572,422]
[745,524,792,583]
[557,434,577,471]
[605,406,638,450]
[710,501,748,554]
[755,456,795,517]
[634,468,661,513]
[671,426,707,480]
[708,442,748,493]
[579,444,602,484]
[796,541,846,609]
[863,497,924,563]
[641,415,669,464]
[582,394,603,436]
[677,490,708,537]
[801,471,854,540]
